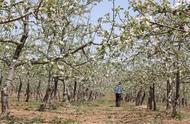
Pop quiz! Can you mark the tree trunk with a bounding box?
[140,91,146,105]
[135,89,142,106]
[147,83,156,111]
[152,83,156,111]
[36,80,42,101]
[166,79,171,110]
[38,68,53,111]
[17,76,22,101]
[58,90,61,101]
[88,90,93,101]
[62,79,67,102]
[25,80,30,102]
[172,70,180,117]
[66,86,71,102]
[0,70,3,87]
[1,65,15,116]
[147,85,153,110]
[73,81,77,101]
[53,76,58,99]
[84,88,89,101]
[1,7,29,117]
[77,84,81,101]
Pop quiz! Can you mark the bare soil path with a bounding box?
[1,95,190,124]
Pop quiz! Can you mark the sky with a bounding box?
[91,0,129,23]
[88,0,129,47]
[90,0,183,23]
[88,0,179,45]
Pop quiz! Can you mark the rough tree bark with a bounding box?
[61,79,67,102]
[166,79,171,110]
[73,80,77,101]
[147,83,156,111]
[148,85,153,110]
[1,7,29,117]
[140,91,146,105]
[152,83,156,111]
[171,43,181,117]
[25,80,30,102]
[38,67,53,111]
[77,84,81,101]
[88,90,93,101]
[135,89,145,106]
[66,85,71,102]
[36,80,42,101]
[135,89,142,106]
[53,76,58,99]
[0,70,3,87]
[172,70,180,117]
[17,76,22,101]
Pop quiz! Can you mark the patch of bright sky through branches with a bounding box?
[91,0,178,24]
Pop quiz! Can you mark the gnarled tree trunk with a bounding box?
[1,7,29,117]
[38,68,53,111]
[1,64,15,116]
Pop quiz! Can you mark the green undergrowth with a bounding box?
[52,117,79,124]
[0,116,44,124]
[10,97,41,111]
[174,112,185,120]
[0,116,79,124]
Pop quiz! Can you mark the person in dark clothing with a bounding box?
[114,82,123,107]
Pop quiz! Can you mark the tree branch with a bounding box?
[0,38,20,45]
[0,11,32,24]
[0,0,44,24]
[16,42,93,67]
[0,56,11,66]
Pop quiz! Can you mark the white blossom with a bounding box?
[57,64,64,70]
[5,45,10,49]
[13,59,16,62]
[147,15,154,22]
[4,0,10,5]
[184,25,189,32]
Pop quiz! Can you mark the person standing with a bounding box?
[114,82,123,107]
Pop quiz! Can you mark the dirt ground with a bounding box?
[0,95,190,124]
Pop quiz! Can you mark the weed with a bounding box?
[51,117,78,124]
[30,116,44,123]
[175,112,184,120]
[62,119,78,124]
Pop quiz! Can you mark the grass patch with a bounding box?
[62,119,78,124]
[10,97,41,111]
[175,112,185,120]
[104,107,112,112]
[71,101,93,107]
[27,101,41,110]
[94,98,113,105]
[71,101,95,113]
[1,115,18,124]
[30,116,44,123]
[0,115,36,124]
[106,120,114,124]
[51,117,78,124]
